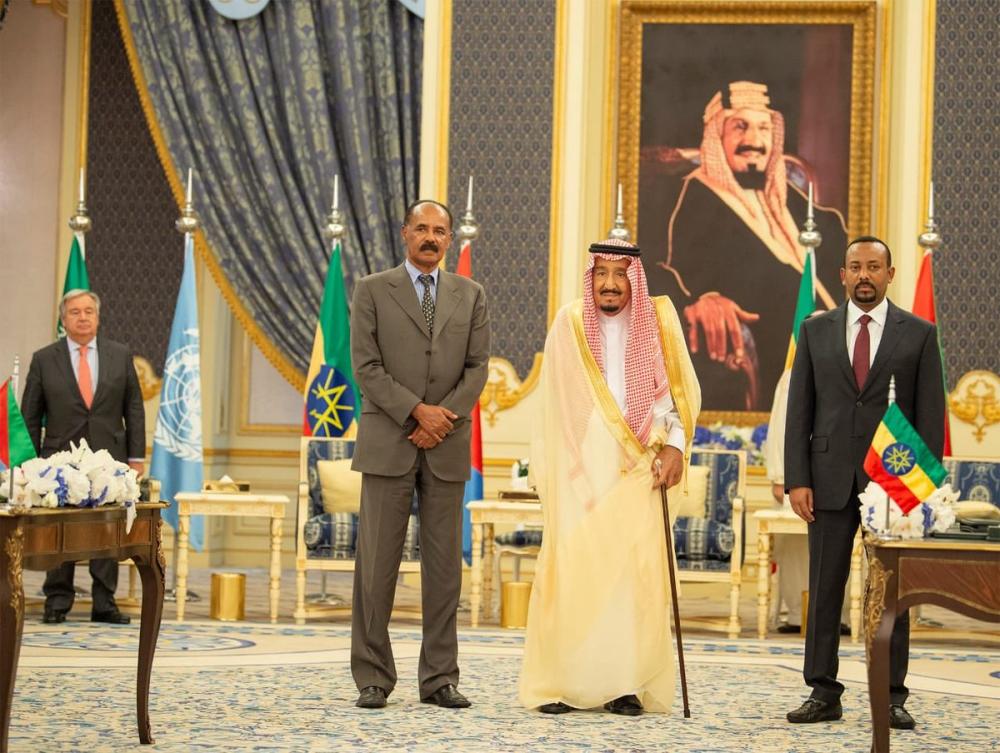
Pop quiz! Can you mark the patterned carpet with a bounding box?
[9,622,999,752]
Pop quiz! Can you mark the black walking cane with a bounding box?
[655,458,691,718]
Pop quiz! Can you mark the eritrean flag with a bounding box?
[0,378,36,472]
[303,239,360,438]
[911,247,952,455]
[784,246,816,370]
[456,238,482,563]
[863,402,947,514]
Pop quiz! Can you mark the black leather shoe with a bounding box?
[889,704,915,730]
[91,607,130,625]
[777,623,801,634]
[422,684,471,708]
[356,686,387,709]
[42,608,67,624]
[539,702,574,714]
[604,694,643,716]
[786,698,843,723]
[840,623,852,636]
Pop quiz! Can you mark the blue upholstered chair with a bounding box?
[673,448,747,639]
[942,457,1000,508]
[294,437,421,623]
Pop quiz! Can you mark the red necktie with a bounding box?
[78,344,94,408]
[852,314,872,391]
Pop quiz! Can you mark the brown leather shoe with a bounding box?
[604,694,643,716]
[889,704,915,730]
[786,698,843,723]
[422,684,471,708]
[356,686,387,709]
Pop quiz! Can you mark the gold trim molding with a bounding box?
[112,0,306,392]
[948,370,1000,444]
[238,331,300,436]
[32,0,68,19]
[479,355,543,427]
[132,355,162,401]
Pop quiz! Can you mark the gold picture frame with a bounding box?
[615,0,878,426]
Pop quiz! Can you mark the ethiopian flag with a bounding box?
[784,246,816,370]
[0,378,36,472]
[863,402,947,514]
[57,232,90,338]
[302,240,359,437]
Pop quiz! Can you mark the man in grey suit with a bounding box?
[21,290,146,624]
[784,237,944,730]
[350,200,490,710]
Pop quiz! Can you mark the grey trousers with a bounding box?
[43,558,120,613]
[351,451,465,699]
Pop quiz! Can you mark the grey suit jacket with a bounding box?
[784,300,945,510]
[349,263,490,481]
[21,337,146,463]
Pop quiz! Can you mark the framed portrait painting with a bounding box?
[616,1,878,424]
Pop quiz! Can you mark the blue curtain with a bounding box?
[119,0,421,380]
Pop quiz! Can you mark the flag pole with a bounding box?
[164,168,202,604]
[7,355,19,504]
[656,458,691,718]
[884,375,897,534]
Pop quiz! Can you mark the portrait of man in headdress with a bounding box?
[631,22,865,414]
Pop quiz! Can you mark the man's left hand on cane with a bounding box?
[651,446,683,489]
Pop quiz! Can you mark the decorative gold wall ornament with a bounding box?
[32,0,68,19]
[863,545,891,656]
[479,355,543,427]
[948,370,1000,443]
[5,527,24,621]
[132,355,162,401]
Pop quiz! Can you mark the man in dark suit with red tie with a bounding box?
[21,290,146,624]
[784,237,945,730]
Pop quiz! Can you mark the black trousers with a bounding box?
[43,558,120,613]
[805,495,909,706]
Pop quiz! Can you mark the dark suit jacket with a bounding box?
[350,263,490,482]
[21,338,146,463]
[784,300,945,509]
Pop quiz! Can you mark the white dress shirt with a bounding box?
[846,298,888,368]
[597,307,686,452]
[67,336,99,390]
[404,258,439,305]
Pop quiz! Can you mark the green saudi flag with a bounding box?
[57,233,90,338]
[784,247,816,370]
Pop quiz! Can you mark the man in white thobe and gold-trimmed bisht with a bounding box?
[519,237,701,716]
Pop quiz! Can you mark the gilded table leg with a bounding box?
[757,527,771,639]
[865,548,895,753]
[135,517,166,745]
[850,534,863,644]
[176,512,190,622]
[0,526,25,753]
[470,520,482,628]
[269,517,282,624]
[483,523,496,620]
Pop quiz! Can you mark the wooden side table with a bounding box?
[466,500,542,628]
[865,537,1000,753]
[754,508,863,641]
[0,504,167,753]
[173,492,290,623]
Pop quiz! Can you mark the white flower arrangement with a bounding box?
[0,439,140,516]
[858,481,958,539]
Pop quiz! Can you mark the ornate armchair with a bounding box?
[672,448,747,639]
[294,437,420,623]
[942,457,1000,510]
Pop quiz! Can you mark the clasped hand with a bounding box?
[408,403,458,449]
